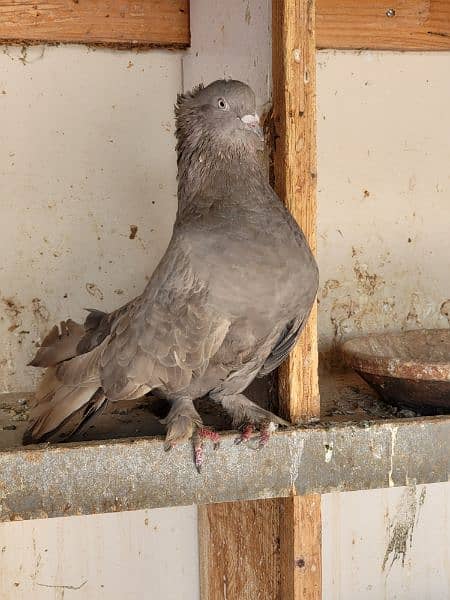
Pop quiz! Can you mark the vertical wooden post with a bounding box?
[199,0,320,598]
[273,0,321,598]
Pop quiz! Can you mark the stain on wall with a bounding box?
[382,486,426,571]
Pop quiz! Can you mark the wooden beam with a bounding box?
[274,0,319,424]
[1,0,449,52]
[199,1,321,599]
[0,1,190,49]
[316,0,450,50]
[199,499,281,600]
[273,1,321,599]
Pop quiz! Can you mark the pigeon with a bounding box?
[24,80,319,470]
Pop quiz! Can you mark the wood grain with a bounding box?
[0,1,190,48]
[199,500,281,600]
[280,495,322,599]
[273,0,319,423]
[273,1,321,598]
[316,0,450,50]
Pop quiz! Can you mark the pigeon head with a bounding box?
[175,79,263,164]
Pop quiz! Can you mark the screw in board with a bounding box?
[386,8,396,17]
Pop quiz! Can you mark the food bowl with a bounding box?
[341,329,450,414]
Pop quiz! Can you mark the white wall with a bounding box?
[0,3,449,598]
[0,44,180,393]
[317,51,450,360]
[0,506,199,600]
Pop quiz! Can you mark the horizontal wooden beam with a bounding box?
[0,1,190,49]
[316,0,450,50]
[0,1,448,51]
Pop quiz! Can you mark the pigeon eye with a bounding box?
[217,98,228,110]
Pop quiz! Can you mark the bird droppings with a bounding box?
[85,283,104,301]
[388,426,398,488]
[321,279,341,299]
[324,442,333,463]
[353,261,384,296]
[129,225,138,240]
[382,486,426,571]
[2,297,24,332]
[363,189,370,197]
[440,300,450,326]
[244,2,251,25]
[31,298,50,322]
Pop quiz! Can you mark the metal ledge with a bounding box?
[1,415,449,521]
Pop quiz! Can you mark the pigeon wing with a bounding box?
[99,240,230,401]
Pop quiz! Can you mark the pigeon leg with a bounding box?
[234,423,255,445]
[211,392,289,449]
[193,427,221,472]
[162,398,202,451]
[212,392,289,428]
[258,421,278,448]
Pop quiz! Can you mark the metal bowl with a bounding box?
[341,329,450,414]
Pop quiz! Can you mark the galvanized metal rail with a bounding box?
[1,415,448,522]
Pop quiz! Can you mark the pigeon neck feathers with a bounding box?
[175,85,265,219]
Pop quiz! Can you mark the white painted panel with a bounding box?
[0,506,199,600]
[0,45,181,392]
[323,483,450,600]
[317,51,450,357]
[183,0,271,107]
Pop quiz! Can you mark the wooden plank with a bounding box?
[280,496,322,600]
[0,1,190,48]
[316,0,450,50]
[199,1,321,599]
[273,0,319,424]
[198,500,281,600]
[273,0,321,598]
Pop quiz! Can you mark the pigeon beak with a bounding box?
[241,113,264,141]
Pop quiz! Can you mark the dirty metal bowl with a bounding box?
[341,329,450,414]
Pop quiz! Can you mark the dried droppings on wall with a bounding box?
[321,279,341,299]
[382,486,426,572]
[31,298,49,322]
[2,297,24,332]
[85,283,104,301]
[353,260,384,297]
[440,300,450,326]
[129,225,138,240]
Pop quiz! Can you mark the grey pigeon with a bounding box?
[24,80,318,469]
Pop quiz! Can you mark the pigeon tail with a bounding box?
[23,366,103,444]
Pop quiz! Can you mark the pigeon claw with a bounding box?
[258,422,278,448]
[198,427,221,450]
[194,442,204,473]
[234,424,255,445]
[193,427,221,473]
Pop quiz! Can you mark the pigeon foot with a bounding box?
[193,427,221,473]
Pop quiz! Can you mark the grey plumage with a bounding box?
[24,80,318,458]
